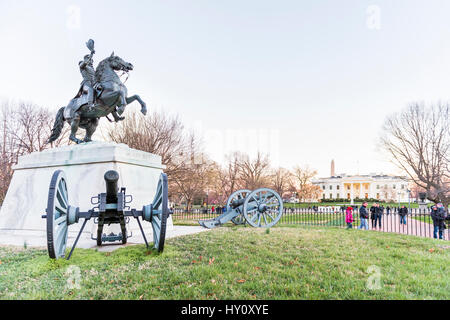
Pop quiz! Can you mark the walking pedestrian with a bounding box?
[346,206,354,229]
[359,202,369,230]
[431,203,447,239]
[386,206,391,215]
[399,205,408,225]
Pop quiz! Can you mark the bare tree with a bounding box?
[208,154,295,204]
[169,134,215,210]
[410,183,426,201]
[205,163,230,206]
[236,151,271,190]
[105,112,215,209]
[217,152,243,197]
[380,102,450,207]
[291,165,321,202]
[6,102,69,155]
[269,167,293,200]
[0,106,14,204]
[106,110,185,178]
[0,101,69,203]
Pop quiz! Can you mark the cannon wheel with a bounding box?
[150,173,169,252]
[46,170,69,259]
[227,189,251,225]
[243,188,283,228]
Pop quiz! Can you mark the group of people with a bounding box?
[204,205,226,214]
[369,203,384,229]
[342,205,403,215]
[345,202,390,230]
[344,202,448,239]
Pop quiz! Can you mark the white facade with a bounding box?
[312,174,410,202]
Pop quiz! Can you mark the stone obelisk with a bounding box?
[331,159,336,177]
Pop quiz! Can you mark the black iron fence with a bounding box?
[172,207,449,241]
[172,208,224,222]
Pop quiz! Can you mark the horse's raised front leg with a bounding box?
[126,95,147,115]
[117,91,128,115]
[69,112,83,144]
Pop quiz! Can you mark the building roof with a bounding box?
[313,174,409,184]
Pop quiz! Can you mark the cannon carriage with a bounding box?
[42,169,169,260]
[199,188,284,229]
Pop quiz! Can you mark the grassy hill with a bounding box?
[0,226,448,300]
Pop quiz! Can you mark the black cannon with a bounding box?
[42,170,169,260]
[199,188,284,229]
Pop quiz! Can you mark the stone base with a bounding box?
[419,203,428,212]
[0,142,173,247]
[0,226,209,252]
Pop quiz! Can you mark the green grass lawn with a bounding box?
[280,213,346,226]
[0,226,448,300]
[410,215,435,224]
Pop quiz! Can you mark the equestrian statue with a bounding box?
[48,39,147,144]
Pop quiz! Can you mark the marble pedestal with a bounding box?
[0,142,173,248]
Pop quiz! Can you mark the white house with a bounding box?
[312,160,410,203]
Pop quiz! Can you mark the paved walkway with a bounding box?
[364,214,449,240]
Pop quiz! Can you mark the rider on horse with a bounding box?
[48,39,147,145]
[76,42,124,122]
[79,51,96,110]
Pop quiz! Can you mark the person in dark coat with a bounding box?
[386,206,391,215]
[431,204,447,239]
[398,205,408,225]
[370,204,377,228]
[374,203,383,229]
[358,202,369,230]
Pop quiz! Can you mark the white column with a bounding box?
[350,184,354,205]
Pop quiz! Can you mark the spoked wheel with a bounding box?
[46,170,69,259]
[243,188,283,228]
[227,189,251,225]
[149,173,169,252]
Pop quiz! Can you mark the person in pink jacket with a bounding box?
[346,206,354,229]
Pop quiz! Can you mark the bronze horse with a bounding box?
[48,52,147,144]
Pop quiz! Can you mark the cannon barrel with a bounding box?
[231,198,246,209]
[231,193,276,209]
[104,170,119,203]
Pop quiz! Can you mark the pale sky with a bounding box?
[1,0,450,177]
